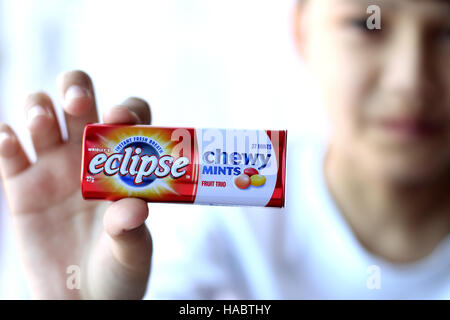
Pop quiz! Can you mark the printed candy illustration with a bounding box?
[234,168,266,189]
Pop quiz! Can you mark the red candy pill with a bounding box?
[243,168,259,177]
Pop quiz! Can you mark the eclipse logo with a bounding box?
[88,144,190,185]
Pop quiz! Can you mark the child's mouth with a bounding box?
[378,117,445,140]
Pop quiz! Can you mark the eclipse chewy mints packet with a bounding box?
[81,124,287,207]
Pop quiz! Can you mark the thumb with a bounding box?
[103,198,152,274]
[87,198,152,299]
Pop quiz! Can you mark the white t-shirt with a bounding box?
[146,136,450,299]
[0,137,449,299]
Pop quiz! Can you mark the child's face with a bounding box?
[298,0,450,183]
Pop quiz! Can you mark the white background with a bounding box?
[0,0,328,157]
[0,0,329,298]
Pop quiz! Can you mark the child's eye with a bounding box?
[432,26,450,44]
[347,18,382,35]
[348,18,368,30]
[442,27,450,40]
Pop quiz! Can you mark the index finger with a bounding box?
[103,97,152,125]
[57,70,99,144]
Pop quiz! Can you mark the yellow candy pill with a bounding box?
[250,174,266,187]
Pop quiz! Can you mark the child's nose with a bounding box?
[382,23,439,110]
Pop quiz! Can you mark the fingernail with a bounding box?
[0,131,18,157]
[65,85,90,103]
[0,132,11,145]
[129,110,141,124]
[27,105,50,128]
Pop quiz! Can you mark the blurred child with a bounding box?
[0,0,449,299]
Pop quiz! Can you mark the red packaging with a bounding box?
[81,124,287,207]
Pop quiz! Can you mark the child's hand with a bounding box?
[0,71,153,299]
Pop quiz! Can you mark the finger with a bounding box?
[0,124,31,179]
[57,70,99,143]
[121,97,152,124]
[103,198,152,273]
[103,97,152,125]
[102,106,141,125]
[25,92,63,155]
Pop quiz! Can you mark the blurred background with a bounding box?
[0,0,328,155]
[0,0,328,298]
